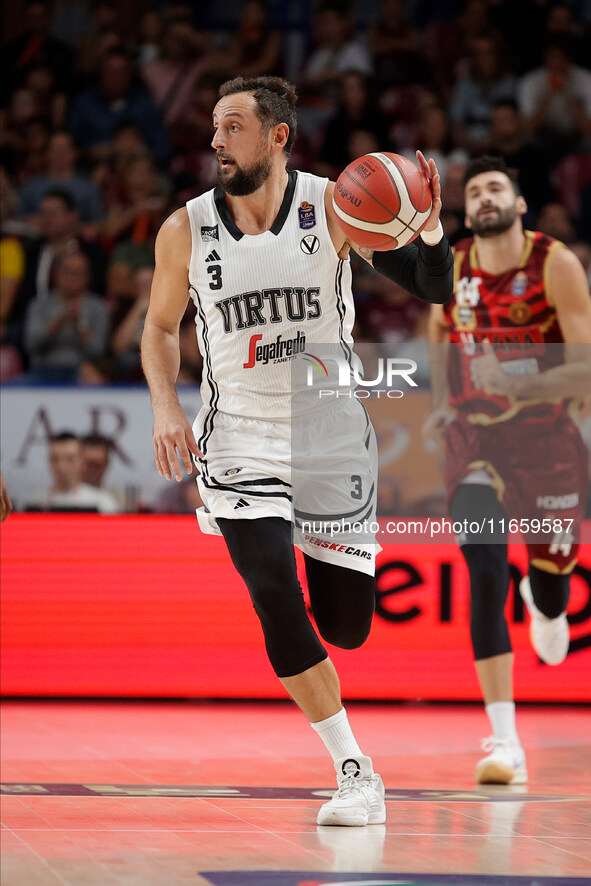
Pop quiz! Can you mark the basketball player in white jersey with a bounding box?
[141,76,452,827]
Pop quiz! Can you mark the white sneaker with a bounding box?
[519,576,569,665]
[317,755,386,827]
[476,736,527,785]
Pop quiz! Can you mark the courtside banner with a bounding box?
[1,515,589,700]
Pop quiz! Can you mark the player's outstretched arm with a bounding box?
[471,247,591,399]
[325,152,453,305]
[141,208,201,482]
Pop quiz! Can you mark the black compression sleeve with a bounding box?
[371,235,453,304]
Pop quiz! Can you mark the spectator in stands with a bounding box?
[368,0,428,88]
[101,155,167,298]
[439,159,470,242]
[449,33,516,152]
[68,47,170,167]
[543,2,587,67]
[78,354,122,385]
[422,0,499,94]
[23,63,66,129]
[517,37,591,160]
[484,99,553,216]
[17,131,104,224]
[110,265,152,379]
[92,122,149,209]
[0,87,42,175]
[402,104,467,184]
[15,116,52,187]
[217,0,282,79]
[1,0,73,104]
[27,431,119,512]
[100,154,168,249]
[137,10,163,68]
[23,252,110,383]
[11,190,106,344]
[142,18,209,137]
[81,433,126,511]
[0,166,26,337]
[75,0,122,84]
[316,72,392,177]
[299,2,373,136]
[535,201,577,245]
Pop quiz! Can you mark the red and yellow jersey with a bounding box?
[443,229,567,424]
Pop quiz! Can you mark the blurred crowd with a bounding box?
[1,0,590,387]
[1,0,591,514]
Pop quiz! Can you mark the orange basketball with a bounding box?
[332,152,433,250]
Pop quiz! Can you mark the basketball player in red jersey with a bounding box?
[426,155,591,785]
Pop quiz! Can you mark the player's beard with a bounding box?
[218,146,272,197]
[469,203,518,238]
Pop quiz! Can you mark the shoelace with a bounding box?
[333,774,373,799]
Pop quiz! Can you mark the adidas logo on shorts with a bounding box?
[233,498,250,509]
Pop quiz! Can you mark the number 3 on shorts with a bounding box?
[351,475,362,500]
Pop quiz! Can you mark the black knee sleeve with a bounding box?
[305,555,375,649]
[218,517,327,678]
[529,563,570,618]
[451,485,511,660]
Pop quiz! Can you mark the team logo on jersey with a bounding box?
[453,305,477,329]
[512,270,528,296]
[205,249,221,263]
[509,301,532,325]
[201,224,219,241]
[243,331,306,368]
[298,201,316,229]
[300,234,319,254]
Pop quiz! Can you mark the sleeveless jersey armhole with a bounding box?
[186,197,202,286]
[543,239,567,309]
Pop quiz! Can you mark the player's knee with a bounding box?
[528,562,571,618]
[318,617,372,650]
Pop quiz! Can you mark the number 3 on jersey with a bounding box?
[208,265,222,290]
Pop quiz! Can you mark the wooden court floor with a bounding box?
[1,700,589,886]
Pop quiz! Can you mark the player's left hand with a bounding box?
[470,340,515,395]
[416,150,441,232]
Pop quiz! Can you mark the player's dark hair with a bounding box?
[218,76,298,158]
[463,155,521,196]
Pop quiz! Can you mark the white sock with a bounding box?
[486,702,518,740]
[310,707,363,762]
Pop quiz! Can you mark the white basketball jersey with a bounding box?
[186,171,355,430]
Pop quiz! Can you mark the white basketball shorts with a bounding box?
[193,398,379,575]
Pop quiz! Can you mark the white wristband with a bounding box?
[420,222,444,245]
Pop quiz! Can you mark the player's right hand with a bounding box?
[421,407,454,446]
[152,405,202,482]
